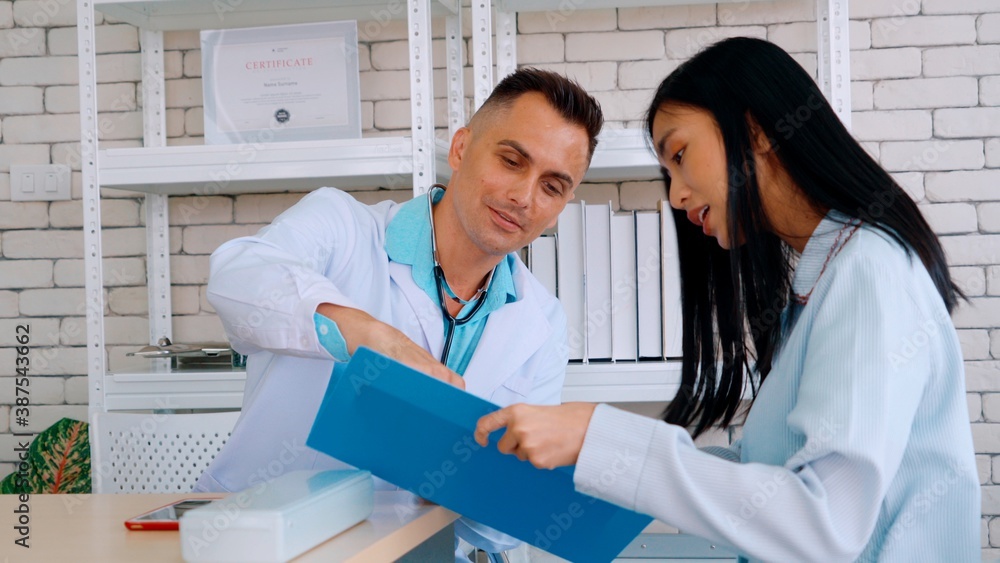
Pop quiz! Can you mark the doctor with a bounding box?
[194,67,603,557]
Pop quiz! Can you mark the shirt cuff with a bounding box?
[573,404,658,512]
[313,312,351,363]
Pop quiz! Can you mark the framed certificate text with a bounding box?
[201,21,362,144]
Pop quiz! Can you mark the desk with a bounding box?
[0,491,458,562]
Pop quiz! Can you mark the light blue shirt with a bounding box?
[573,210,980,562]
[314,186,517,376]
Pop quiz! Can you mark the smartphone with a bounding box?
[124,499,214,531]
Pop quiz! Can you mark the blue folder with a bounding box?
[306,347,652,562]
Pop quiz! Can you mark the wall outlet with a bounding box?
[11,165,71,202]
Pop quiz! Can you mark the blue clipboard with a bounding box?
[306,347,652,562]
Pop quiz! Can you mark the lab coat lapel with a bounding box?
[388,261,445,355]
[462,296,550,398]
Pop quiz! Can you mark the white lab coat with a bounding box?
[194,187,569,553]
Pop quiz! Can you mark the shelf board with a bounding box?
[99,136,452,195]
[585,128,662,182]
[94,0,459,31]
[563,360,681,402]
[103,361,680,410]
[105,366,247,411]
[498,0,774,10]
[100,129,662,194]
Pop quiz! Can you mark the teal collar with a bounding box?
[384,187,517,315]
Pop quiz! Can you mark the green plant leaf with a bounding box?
[0,470,27,495]
[26,418,91,494]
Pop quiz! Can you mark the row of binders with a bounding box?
[528,201,682,363]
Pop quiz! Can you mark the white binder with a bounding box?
[659,202,683,358]
[528,234,558,297]
[635,211,663,359]
[611,212,639,361]
[557,202,587,362]
[584,203,613,361]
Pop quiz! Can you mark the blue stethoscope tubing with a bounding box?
[427,185,495,365]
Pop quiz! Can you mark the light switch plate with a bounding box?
[11,164,71,202]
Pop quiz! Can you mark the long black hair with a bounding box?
[648,37,964,438]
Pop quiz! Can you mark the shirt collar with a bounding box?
[791,208,858,297]
[384,187,517,309]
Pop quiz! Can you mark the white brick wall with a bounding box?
[981,203,1000,233]
[924,0,1000,15]
[981,14,1000,44]
[568,30,665,61]
[873,77,979,110]
[48,23,138,55]
[920,202,979,234]
[0,86,43,114]
[987,138,1000,168]
[44,82,137,114]
[0,1,12,29]
[927,170,1000,201]
[852,47,922,80]
[924,45,1000,77]
[0,27,45,57]
[881,140,985,171]
[13,1,100,28]
[870,15,977,48]
[935,107,1000,138]
[518,9,616,34]
[53,257,145,287]
[852,110,932,141]
[617,6,715,30]
[0,3,999,555]
[666,26,767,59]
[0,201,47,228]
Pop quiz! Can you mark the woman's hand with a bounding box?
[474,403,598,469]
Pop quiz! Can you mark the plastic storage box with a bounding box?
[180,469,374,562]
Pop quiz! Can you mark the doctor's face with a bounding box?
[447,92,591,257]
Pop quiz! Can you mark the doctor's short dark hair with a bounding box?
[471,67,603,159]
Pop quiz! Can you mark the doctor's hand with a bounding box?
[316,303,465,390]
[474,403,597,469]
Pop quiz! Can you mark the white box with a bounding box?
[180,469,373,563]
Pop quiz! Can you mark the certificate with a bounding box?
[201,21,362,144]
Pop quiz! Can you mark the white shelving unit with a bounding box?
[79,0,462,413]
[80,0,851,413]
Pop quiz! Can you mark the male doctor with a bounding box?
[194,68,603,557]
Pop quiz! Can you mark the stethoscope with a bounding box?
[427,184,496,365]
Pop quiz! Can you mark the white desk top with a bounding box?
[0,491,458,562]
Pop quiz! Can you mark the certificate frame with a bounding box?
[201,21,362,145]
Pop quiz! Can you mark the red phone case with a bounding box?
[124,498,209,531]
